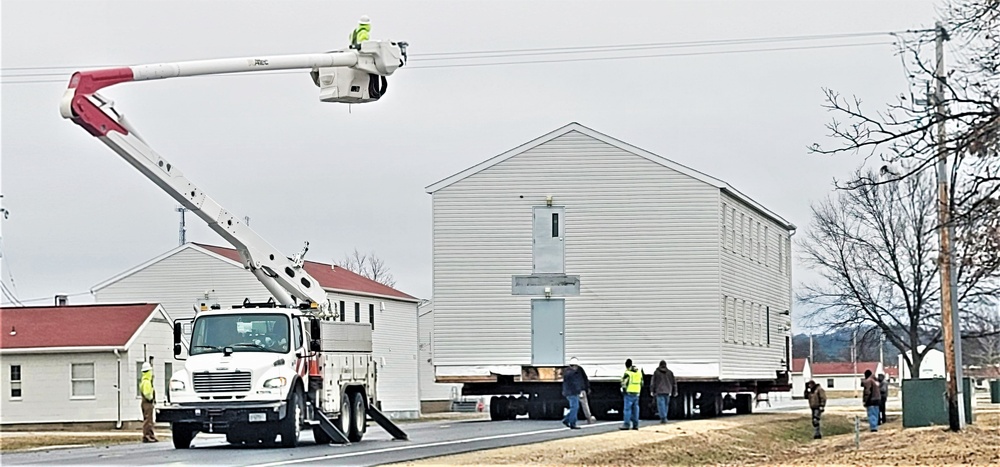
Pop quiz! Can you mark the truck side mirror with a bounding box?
[173,322,183,357]
[310,339,321,352]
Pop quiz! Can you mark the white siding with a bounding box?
[125,309,177,406]
[432,131,723,373]
[1,352,119,424]
[418,303,461,402]
[718,192,792,380]
[95,246,420,418]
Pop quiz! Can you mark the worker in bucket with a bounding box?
[140,361,158,443]
[620,359,643,430]
[804,380,826,439]
[348,15,388,99]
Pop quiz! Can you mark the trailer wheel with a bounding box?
[280,387,304,448]
[348,392,366,442]
[489,396,501,421]
[171,423,197,449]
[736,393,753,415]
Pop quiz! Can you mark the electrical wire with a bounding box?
[1,38,899,85]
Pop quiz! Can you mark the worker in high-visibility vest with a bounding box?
[349,15,371,47]
[139,362,158,442]
[620,358,643,430]
[347,15,387,100]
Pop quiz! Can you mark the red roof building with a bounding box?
[0,303,164,351]
[196,243,416,301]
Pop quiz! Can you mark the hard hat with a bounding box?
[358,15,371,25]
[569,357,579,365]
[141,362,152,372]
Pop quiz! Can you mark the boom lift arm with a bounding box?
[60,42,407,315]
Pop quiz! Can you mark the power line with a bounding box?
[0,39,897,85]
[1,29,915,81]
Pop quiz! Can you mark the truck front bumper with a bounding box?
[156,401,288,430]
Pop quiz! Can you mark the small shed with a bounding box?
[0,303,173,428]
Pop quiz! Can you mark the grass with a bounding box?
[587,414,857,466]
[0,434,143,452]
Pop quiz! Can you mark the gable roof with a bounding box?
[196,244,418,302]
[792,358,809,373]
[425,122,795,230]
[0,303,163,352]
[92,243,418,302]
[810,362,881,377]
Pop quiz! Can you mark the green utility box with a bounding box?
[901,378,974,428]
[991,379,1000,404]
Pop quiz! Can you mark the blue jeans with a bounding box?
[656,394,671,422]
[866,405,879,431]
[622,393,639,428]
[562,394,580,427]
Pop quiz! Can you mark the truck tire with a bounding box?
[338,392,353,435]
[736,393,753,415]
[279,388,305,448]
[489,396,501,421]
[349,392,367,442]
[171,423,197,449]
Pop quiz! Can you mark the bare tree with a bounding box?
[810,0,999,230]
[335,248,397,288]
[800,169,998,376]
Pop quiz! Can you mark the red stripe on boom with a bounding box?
[67,68,134,136]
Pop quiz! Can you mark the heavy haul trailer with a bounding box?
[451,367,790,421]
[425,123,797,422]
[61,38,410,447]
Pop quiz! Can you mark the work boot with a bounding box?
[619,426,629,430]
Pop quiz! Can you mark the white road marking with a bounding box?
[240,421,618,467]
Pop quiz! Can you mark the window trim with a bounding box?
[354,302,361,323]
[369,303,375,330]
[826,378,835,389]
[70,362,96,400]
[9,364,22,400]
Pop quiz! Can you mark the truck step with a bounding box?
[367,406,408,440]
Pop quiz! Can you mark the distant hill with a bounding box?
[792,328,900,364]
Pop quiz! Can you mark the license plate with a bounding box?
[249,413,266,422]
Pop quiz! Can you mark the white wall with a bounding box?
[418,303,461,402]
[899,347,946,379]
[718,192,793,380]
[1,352,119,424]
[432,130,724,373]
[815,374,866,392]
[95,246,420,418]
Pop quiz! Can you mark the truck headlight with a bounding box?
[169,379,186,392]
[263,377,287,389]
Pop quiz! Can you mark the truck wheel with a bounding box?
[280,388,304,448]
[349,392,367,442]
[312,425,332,445]
[171,423,196,449]
[489,396,500,421]
[338,392,353,435]
[736,393,753,415]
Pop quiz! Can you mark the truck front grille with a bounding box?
[192,371,252,393]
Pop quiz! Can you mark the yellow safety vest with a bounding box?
[623,369,643,394]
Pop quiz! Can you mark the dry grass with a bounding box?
[0,434,144,452]
[395,409,1000,466]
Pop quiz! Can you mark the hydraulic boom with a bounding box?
[61,42,407,315]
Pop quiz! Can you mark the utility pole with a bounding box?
[176,206,187,246]
[852,329,858,398]
[933,21,965,431]
[809,334,814,362]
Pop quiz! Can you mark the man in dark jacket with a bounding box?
[650,360,677,424]
[861,369,881,432]
[877,373,889,424]
[561,357,587,429]
[804,380,827,439]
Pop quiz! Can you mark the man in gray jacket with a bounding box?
[650,360,677,424]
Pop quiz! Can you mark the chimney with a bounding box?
[54,294,68,307]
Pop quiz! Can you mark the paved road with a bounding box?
[4,398,838,467]
[2,417,625,467]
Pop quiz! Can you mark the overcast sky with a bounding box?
[2,0,939,322]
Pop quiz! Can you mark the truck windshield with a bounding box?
[190,313,290,355]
